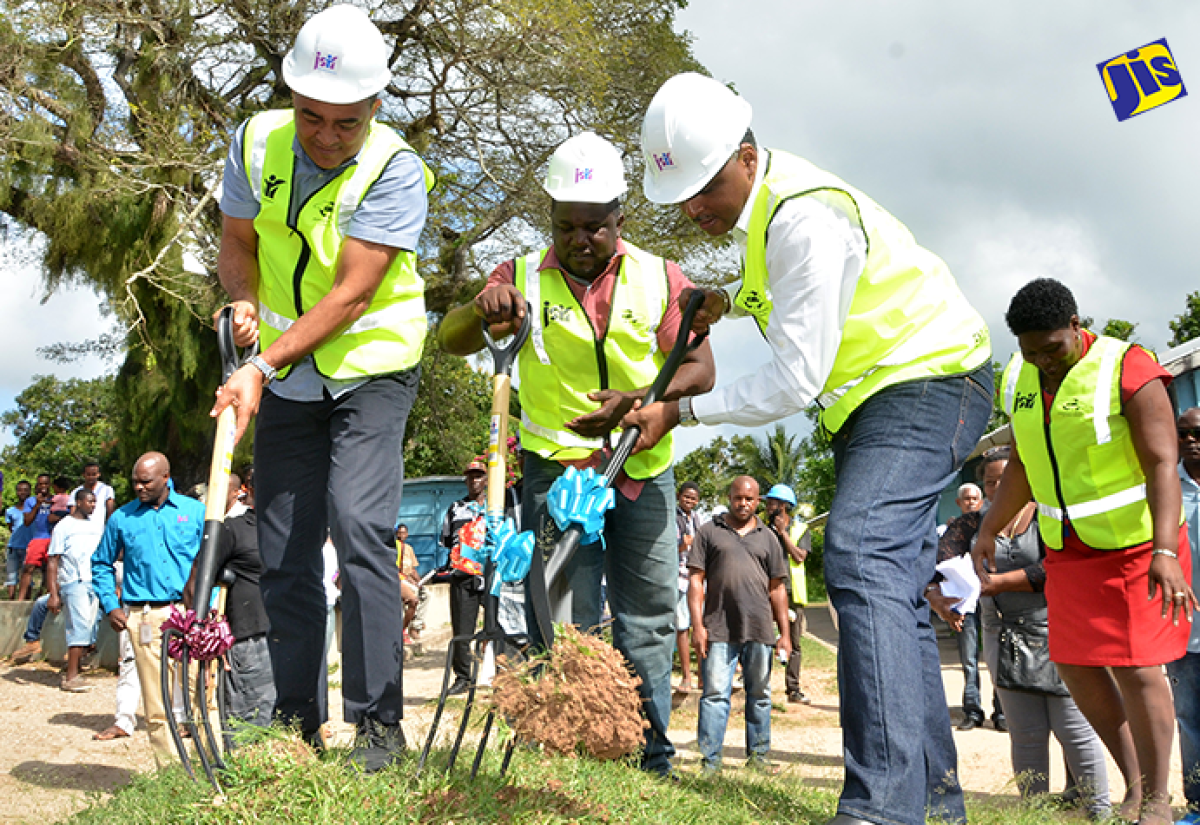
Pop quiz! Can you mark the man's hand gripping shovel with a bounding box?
[536,290,708,635]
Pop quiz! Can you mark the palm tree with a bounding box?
[732,424,805,492]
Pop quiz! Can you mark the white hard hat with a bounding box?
[641,72,753,204]
[283,5,392,105]
[543,132,628,204]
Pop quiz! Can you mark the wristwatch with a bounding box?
[247,354,277,385]
[678,396,699,427]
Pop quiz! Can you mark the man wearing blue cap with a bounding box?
[764,484,811,705]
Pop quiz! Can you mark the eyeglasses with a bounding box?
[1178,428,1200,441]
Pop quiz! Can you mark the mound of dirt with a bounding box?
[490,626,647,760]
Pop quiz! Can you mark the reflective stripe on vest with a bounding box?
[514,243,674,480]
[1003,337,1172,550]
[243,109,434,380]
[739,149,991,434]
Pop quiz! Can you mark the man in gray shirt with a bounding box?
[688,475,791,773]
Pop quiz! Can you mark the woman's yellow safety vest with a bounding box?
[738,149,991,434]
[788,519,809,606]
[514,243,674,480]
[1001,336,1167,550]
[243,110,434,380]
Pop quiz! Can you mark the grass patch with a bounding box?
[65,729,1094,825]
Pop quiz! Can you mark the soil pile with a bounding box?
[490,626,646,760]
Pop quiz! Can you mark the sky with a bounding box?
[0,2,1196,464]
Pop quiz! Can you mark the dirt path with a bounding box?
[0,608,1185,823]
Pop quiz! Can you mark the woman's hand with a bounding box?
[1148,551,1196,626]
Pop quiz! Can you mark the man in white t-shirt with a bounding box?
[46,489,105,691]
[69,461,116,524]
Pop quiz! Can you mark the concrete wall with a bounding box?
[2,582,451,669]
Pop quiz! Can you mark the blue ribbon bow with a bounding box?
[486,515,534,596]
[546,466,615,547]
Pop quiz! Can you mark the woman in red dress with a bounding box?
[974,278,1194,825]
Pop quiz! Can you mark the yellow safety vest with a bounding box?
[243,110,434,380]
[787,519,809,606]
[1001,336,1170,549]
[738,149,991,434]
[514,243,674,480]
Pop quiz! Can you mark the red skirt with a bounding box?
[1045,523,1192,667]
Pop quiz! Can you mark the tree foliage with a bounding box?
[731,423,804,493]
[0,0,712,485]
[1170,291,1200,348]
[405,335,494,479]
[672,435,749,510]
[0,373,127,501]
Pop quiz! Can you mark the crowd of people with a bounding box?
[2,5,1199,825]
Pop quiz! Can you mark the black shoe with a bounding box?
[992,713,1007,732]
[957,714,982,731]
[446,678,472,696]
[348,717,405,774]
[787,691,811,705]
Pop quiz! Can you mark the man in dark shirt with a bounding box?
[440,459,488,695]
[689,476,791,773]
[186,467,274,729]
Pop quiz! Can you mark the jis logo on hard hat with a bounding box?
[313,51,340,73]
[653,152,674,172]
[574,168,593,183]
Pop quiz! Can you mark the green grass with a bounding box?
[65,729,1096,825]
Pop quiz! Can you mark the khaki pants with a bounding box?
[127,604,179,765]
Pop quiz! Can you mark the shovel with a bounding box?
[160,305,251,788]
[418,313,531,777]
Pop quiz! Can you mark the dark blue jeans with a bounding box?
[257,369,418,733]
[956,609,1001,720]
[523,453,677,775]
[826,365,992,825]
[1168,651,1200,811]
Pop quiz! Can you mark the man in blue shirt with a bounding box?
[91,451,205,765]
[5,479,31,600]
[1173,408,1200,825]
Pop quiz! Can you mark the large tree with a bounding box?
[0,374,126,501]
[0,0,711,486]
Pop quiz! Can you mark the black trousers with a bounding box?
[449,573,483,681]
[256,369,418,733]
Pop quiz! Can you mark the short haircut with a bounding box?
[74,488,94,504]
[956,483,981,500]
[1005,278,1078,336]
[679,481,700,496]
[741,128,757,148]
[53,475,71,490]
[240,465,254,490]
[82,460,100,470]
[36,473,51,481]
[396,523,408,532]
[16,479,30,488]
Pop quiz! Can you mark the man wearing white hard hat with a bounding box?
[627,73,992,823]
[212,4,434,772]
[440,131,715,777]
